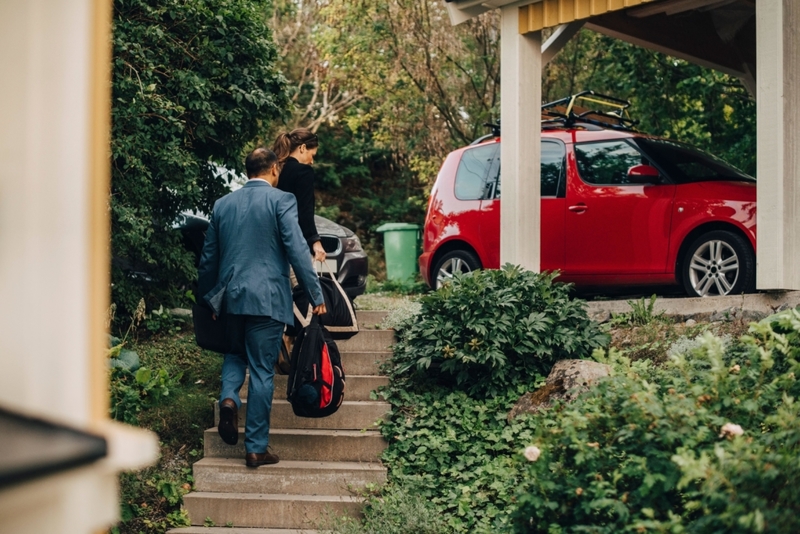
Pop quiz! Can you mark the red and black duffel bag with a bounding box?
[286,315,346,418]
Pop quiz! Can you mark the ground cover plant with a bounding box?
[108,314,221,534]
[364,266,800,533]
[371,266,609,532]
[510,307,800,533]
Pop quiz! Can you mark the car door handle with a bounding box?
[568,204,587,213]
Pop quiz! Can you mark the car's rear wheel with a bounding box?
[681,230,755,297]
[433,250,481,289]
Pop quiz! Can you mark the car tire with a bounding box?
[432,249,481,289]
[681,230,755,297]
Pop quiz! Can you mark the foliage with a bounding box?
[110,365,180,425]
[318,483,450,534]
[378,384,541,532]
[111,332,221,534]
[366,275,429,296]
[111,0,288,317]
[389,265,609,397]
[610,294,666,327]
[510,308,800,533]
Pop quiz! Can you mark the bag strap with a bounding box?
[315,261,358,329]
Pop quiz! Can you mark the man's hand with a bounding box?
[312,303,327,316]
[312,240,326,263]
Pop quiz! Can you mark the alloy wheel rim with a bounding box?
[688,240,740,296]
[436,257,471,289]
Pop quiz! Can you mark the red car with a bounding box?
[419,93,757,297]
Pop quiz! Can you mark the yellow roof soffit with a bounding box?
[446,0,659,30]
[520,0,658,33]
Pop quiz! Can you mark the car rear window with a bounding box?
[633,138,754,184]
[454,144,497,200]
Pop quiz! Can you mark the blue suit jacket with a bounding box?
[197,179,324,326]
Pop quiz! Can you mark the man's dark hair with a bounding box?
[245,147,278,177]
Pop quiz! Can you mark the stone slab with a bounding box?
[585,290,800,323]
[193,457,386,495]
[215,400,389,430]
[183,492,362,529]
[204,428,387,462]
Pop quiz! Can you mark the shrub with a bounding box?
[318,483,450,534]
[510,308,800,533]
[389,265,609,397]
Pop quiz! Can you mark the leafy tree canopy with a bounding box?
[111,0,287,315]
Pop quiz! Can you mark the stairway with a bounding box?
[168,311,394,533]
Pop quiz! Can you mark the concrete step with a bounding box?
[241,356,390,399]
[204,428,387,462]
[215,399,389,430]
[353,310,389,329]
[168,528,317,534]
[193,457,386,495]
[339,350,391,375]
[336,330,395,352]
[183,492,362,529]
[273,374,388,401]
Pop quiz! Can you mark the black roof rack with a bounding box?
[469,92,636,143]
[541,91,637,130]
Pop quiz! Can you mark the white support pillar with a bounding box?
[500,6,541,271]
[756,0,800,290]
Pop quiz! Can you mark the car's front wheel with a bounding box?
[432,249,481,289]
[681,230,755,297]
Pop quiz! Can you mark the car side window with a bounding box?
[454,144,498,200]
[488,140,566,199]
[574,140,649,185]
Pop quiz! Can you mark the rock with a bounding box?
[588,309,611,324]
[685,319,697,326]
[507,359,611,421]
[169,307,193,318]
[741,309,768,323]
[710,307,735,322]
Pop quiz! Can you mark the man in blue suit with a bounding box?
[198,147,325,467]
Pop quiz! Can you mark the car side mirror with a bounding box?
[627,164,661,184]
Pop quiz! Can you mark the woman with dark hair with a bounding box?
[272,128,326,263]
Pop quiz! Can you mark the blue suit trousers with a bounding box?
[219,316,283,454]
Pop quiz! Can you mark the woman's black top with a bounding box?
[278,156,320,251]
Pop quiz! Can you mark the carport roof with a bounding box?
[446,0,756,83]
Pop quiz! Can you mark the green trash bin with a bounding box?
[376,222,421,281]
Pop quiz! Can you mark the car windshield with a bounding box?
[633,138,754,184]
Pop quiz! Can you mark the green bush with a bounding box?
[389,265,609,397]
[510,308,800,533]
[318,483,450,534]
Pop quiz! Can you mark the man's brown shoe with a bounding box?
[245,451,279,467]
[217,398,238,445]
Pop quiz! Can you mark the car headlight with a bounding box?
[342,235,362,252]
